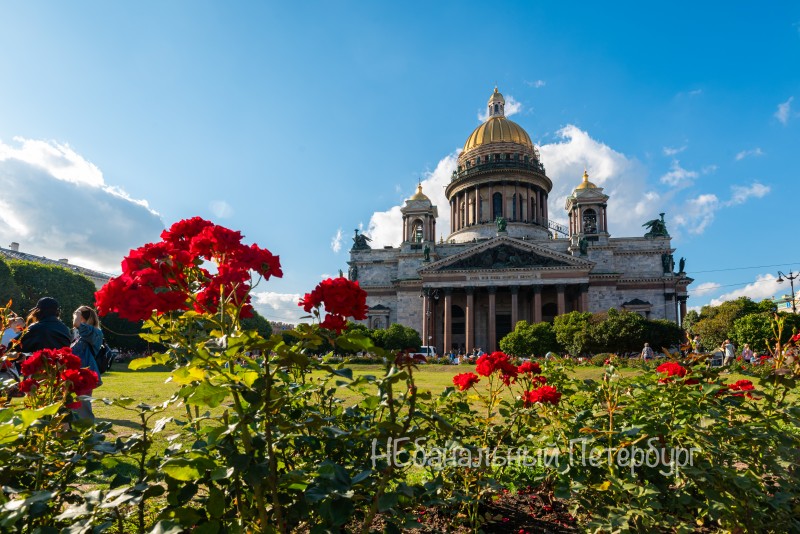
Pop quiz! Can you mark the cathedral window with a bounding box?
[492,192,503,220]
[582,209,598,234]
[494,154,500,161]
[494,103,499,114]
[412,220,424,242]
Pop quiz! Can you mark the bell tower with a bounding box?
[401,184,438,244]
[565,170,610,252]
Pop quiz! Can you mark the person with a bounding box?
[13,297,72,352]
[70,305,103,421]
[1,315,25,349]
[722,339,736,366]
[741,343,754,363]
[690,334,702,353]
[641,342,654,360]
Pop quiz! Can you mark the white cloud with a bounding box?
[525,80,546,88]
[365,152,458,247]
[701,164,717,174]
[210,200,233,219]
[775,96,794,124]
[663,145,686,156]
[660,159,698,187]
[674,193,719,234]
[692,282,721,297]
[735,147,764,161]
[478,94,523,121]
[709,274,779,307]
[674,182,770,234]
[252,291,304,323]
[0,137,164,273]
[538,125,655,236]
[726,182,770,206]
[330,228,343,253]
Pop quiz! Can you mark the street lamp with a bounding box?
[776,270,798,314]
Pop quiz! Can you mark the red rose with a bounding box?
[523,385,561,406]
[656,362,688,383]
[728,379,756,399]
[299,277,368,320]
[18,378,38,394]
[20,351,45,376]
[475,351,517,383]
[320,313,347,334]
[517,361,541,375]
[792,332,800,343]
[60,368,99,396]
[453,372,480,391]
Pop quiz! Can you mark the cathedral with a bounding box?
[348,88,692,354]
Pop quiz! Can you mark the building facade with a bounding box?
[349,88,692,354]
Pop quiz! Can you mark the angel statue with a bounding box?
[678,257,686,274]
[351,229,372,251]
[643,213,670,238]
[495,216,507,233]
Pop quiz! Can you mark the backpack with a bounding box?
[88,342,113,374]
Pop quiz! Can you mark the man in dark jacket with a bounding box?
[15,297,72,352]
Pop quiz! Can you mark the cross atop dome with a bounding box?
[487,86,505,118]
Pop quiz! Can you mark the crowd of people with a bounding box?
[1,296,103,421]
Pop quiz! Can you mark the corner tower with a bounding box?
[565,170,610,251]
[445,87,553,241]
[401,184,438,244]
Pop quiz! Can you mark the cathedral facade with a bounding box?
[348,88,692,354]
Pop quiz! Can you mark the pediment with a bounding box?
[421,236,593,273]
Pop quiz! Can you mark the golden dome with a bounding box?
[489,86,505,103]
[409,183,430,201]
[463,116,534,152]
[575,169,598,190]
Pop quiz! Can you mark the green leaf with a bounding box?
[161,459,204,481]
[185,382,229,408]
[378,492,398,512]
[19,403,60,428]
[129,352,170,370]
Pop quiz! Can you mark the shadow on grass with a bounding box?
[96,418,143,430]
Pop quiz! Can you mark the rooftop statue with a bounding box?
[495,216,507,233]
[643,213,670,238]
[423,243,431,262]
[678,257,686,274]
[351,229,372,251]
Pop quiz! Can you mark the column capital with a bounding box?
[531,285,542,294]
[443,287,453,296]
[464,287,475,295]
[555,284,566,292]
[509,285,520,294]
[486,286,498,294]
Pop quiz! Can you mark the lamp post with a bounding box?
[776,270,798,314]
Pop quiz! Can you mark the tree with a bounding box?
[373,323,421,351]
[0,258,22,312]
[733,312,800,354]
[8,259,96,322]
[552,311,592,356]
[683,309,700,334]
[591,309,647,354]
[692,297,761,350]
[644,319,684,353]
[241,310,273,339]
[500,320,558,357]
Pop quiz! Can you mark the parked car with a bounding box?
[411,345,438,359]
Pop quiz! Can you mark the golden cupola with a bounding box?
[463,87,535,153]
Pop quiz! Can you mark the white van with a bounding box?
[413,346,438,359]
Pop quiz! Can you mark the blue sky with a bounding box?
[1,1,799,322]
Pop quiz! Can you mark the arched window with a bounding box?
[494,104,499,114]
[492,192,503,220]
[511,193,517,220]
[412,219,424,242]
[582,209,598,234]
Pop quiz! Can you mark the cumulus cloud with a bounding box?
[674,182,770,234]
[735,147,764,161]
[660,160,698,187]
[525,80,546,88]
[708,274,779,307]
[252,291,304,323]
[775,97,794,124]
[478,95,523,121]
[692,282,721,297]
[663,145,686,156]
[330,228,343,253]
[726,182,770,206]
[365,153,458,247]
[0,137,164,273]
[210,200,233,219]
[538,125,655,236]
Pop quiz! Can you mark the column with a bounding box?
[678,296,687,327]
[488,287,497,351]
[510,285,519,330]
[580,284,590,312]
[556,284,566,316]
[421,294,429,343]
[465,289,475,353]
[533,286,542,323]
[443,289,452,354]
